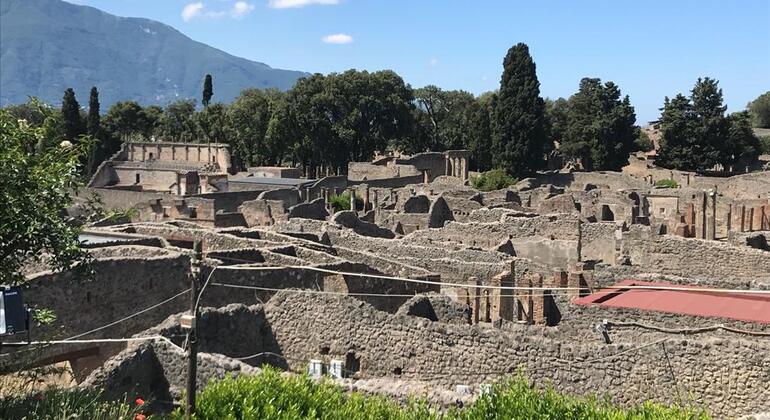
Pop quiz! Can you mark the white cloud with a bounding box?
[182,2,205,21]
[269,0,339,9]
[429,58,439,67]
[322,33,353,44]
[232,1,256,17]
[181,1,256,21]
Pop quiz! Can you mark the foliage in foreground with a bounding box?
[170,368,707,420]
[471,169,517,192]
[0,389,142,420]
[0,104,92,284]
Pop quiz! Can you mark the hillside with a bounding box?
[0,0,307,108]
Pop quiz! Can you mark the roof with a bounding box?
[574,279,770,324]
[228,177,316,187]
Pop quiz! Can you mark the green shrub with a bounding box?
[654,179,679,188]
[759,135,770,154]
[0,389,142,420]
[170,368,706,420]
[329,191,363,212]
[471,169,517,192]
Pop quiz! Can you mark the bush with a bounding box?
[654,179,679,188]
[329,191,363,212]
[0,389,142,420]
[471,169,517,192]
[170,368,706,420]
[759,135,770,154]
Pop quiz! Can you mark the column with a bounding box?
[445,156,451,176]
[363,185,370,211]
[470,276,481,324]
[305,187,312,203]
[349,188,356,212]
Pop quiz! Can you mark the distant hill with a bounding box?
[0,0,308,109]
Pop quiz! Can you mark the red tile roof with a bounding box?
[573,279,770,324]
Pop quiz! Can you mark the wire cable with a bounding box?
[63,288,192,341]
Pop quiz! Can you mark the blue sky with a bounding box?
[71,0,769,123]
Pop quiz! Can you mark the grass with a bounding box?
[654,179,679,188]
[470,169,517,192]
[0,388,142,420]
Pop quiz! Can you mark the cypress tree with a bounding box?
[202,74,213,107]
[88,86,100,137]
[61,88,83,142]
[492,43,547,176]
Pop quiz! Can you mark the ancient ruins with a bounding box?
[8,142,770,417]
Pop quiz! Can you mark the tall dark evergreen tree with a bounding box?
[87,87,100,137]
[657,78,740,171]
[560,78,638,171]
[492,43,547,176]
[202,74,213,107]
[61,88,83,142]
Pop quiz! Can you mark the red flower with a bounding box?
[135,414,146,420]
[135,398,145,406]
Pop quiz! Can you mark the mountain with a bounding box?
[0,0,308,108]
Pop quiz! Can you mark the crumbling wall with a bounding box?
[621,225,770,286]
[580,222,618,263]
[24,249,190,340]
[262,292,770,418]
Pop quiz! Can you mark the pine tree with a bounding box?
[202,74,213,107]
[61,88,83,142]
[560,78,638,171]
[87,87,100,137]
[492,43,547,176]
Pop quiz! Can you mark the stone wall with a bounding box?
[260,292,770,417]
[23,247,191,340]
[621,225,770,286]
[580,222,618,263]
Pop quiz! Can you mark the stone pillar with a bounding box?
[389,189,395,203]
[461,157,468,181]
[372,190,379,218]
[423,170,429,184]
[752,206,763,231]
[470,276,481,324]
[349,188,356,212]
[708,188,717,240]
[732,205,745,232]
[531,274,545,325]
[363,185,370,211]
[305,187,312,203]
[445,156,451,176]
[726,204,732,234]
[321,188,328,209]
[698,192,708,239]
[762,204,770,230]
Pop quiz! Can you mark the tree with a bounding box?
[544,97,569,149]
[61,88,83,142]
[157,100,197,142]
[101,101,153,157]
[657,78,738,171]
[202,74,213,107]
[747,91,770,128]
[725,111,761,168]
[492,43,547,176]
[0,106,91,284]
[87,87,100,138]
[559,78,638,171]
[656,94,701,170]
[467,92,495,171]
[196,103,228,144]
[414,86,477,152]
[227,89,272,168]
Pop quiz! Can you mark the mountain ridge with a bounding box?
[0,0,308,108]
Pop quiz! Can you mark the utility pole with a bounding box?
[185,240,202,419]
